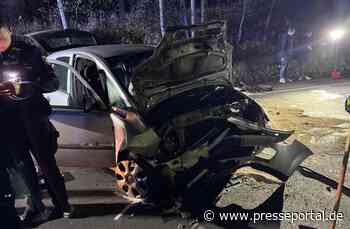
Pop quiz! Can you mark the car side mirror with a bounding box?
[345,96,350,113]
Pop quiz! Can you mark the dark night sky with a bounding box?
[270,0,346,33]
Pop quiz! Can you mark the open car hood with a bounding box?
[132,21,233,112]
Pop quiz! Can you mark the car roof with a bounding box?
[50,44,154,59]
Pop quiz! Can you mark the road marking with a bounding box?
[311,90,343,101]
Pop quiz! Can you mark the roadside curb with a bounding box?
[247,78,350,97]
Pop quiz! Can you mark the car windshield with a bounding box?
[106,50,154,89]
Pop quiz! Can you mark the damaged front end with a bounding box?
[117,22,312,204]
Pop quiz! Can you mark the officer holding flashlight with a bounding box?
[0,18,73,223]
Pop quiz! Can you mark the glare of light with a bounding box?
[3,71,20,82]
[329,28,346,42]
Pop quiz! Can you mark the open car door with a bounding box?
[45,59,115,168]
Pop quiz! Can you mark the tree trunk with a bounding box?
[57,0,68,29]
[74,0,80,29]
[237,0,247,44]
[180,0,190,38]
[200,0,207,24]
[191,0,196,25]
[191,0,196,37]
[159,0,165,37]
[119,0,126,19]
[263,0,277,41]
[180,0,189,26]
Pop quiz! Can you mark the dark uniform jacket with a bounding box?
[0,36,59,168]
[0,36,59,115]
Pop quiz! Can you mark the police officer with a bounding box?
[0,19,73,221]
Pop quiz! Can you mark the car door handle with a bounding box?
[59,143,113,150]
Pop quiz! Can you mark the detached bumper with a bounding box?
[250,140,313,181]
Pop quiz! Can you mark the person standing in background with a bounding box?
[278,19,295,84]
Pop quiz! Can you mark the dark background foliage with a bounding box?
[1,0,349,84]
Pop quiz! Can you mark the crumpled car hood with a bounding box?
[132,21,233,113]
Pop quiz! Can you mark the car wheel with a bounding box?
[114,160,150,202]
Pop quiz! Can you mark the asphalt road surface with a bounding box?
[16,78,350,229]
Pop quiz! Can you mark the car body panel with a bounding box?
[52,108,115,168]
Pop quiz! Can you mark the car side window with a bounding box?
[47,61,106,110]
[75,57,109,103]
[66,72,106,110]
[106,76,127,109]
[52,56,70,93]
[75,56,126,109]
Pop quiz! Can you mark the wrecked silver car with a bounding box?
[114,21,313,205]
[43,21,312,208]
